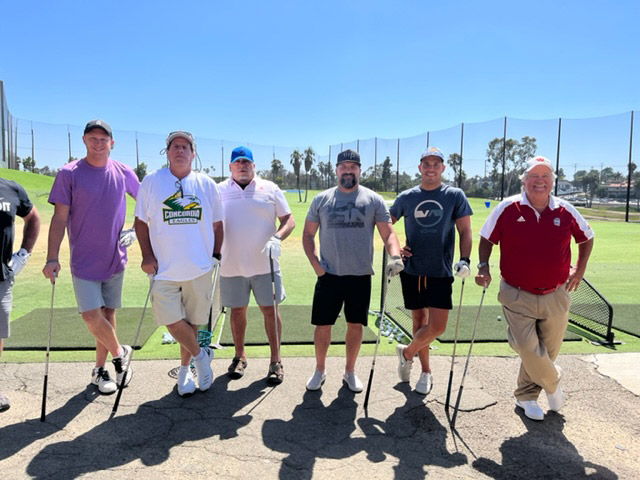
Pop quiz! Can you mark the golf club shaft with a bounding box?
[269,250,280,353]
[364,277,389,410]
[41,281,55,422]
[112,276,154,416]
[446,278,465,411]
[451,286,486,427]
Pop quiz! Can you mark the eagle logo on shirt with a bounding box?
[162,190,202,224]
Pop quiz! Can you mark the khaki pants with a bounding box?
[498,280,571,401]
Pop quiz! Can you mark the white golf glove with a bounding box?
[262,235,282,260]
[119,228,137,248]
[9,248,30,277]
[386,255,404,277]
[454,259,471,279]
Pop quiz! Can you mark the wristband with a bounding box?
[459,257,470,264]
[477,262,489,269]
[46,259,59,264]
[213,253,221,261]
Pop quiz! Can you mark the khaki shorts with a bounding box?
[151,270,213,326]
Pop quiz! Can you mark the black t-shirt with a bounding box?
[0,178,33,281]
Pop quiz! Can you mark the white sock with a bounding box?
[194,348,205,361]
[177,365,190,383]
[115,346,124,358]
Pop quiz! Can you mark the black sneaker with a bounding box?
[0,393,10,412]
[112,345,133,387]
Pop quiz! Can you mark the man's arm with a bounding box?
[376,221,401,257]
[455,215,472,260]
[475,236,494,288]
[134,217,158,275]
[302,220,324,276]
[213,220,223,257]
[20,206,40,252]
[42,203,69,283]
[566,238,594,292]
[275,213,295,241]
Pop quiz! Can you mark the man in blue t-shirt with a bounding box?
[390,147,473,395]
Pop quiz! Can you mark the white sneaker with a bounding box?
[415,372,433,395]
[193,347,214,391]
[177,367,196,397]
[515,399,544,421]
[343,371,363,393]
[396,344,413,382]
[91,367,117,394]
[546,386,564,412]
[306,370,326,391]
[112,345,133,387]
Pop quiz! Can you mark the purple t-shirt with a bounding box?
[48,158,139,281]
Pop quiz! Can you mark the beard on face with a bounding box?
[339,173,357,189]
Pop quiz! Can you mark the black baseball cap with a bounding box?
[336,149,361,165]
[84,119,113,138]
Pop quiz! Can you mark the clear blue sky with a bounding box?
[1,0,639,175]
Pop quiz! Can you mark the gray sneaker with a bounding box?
[306,370,326,391]
[112,345,133,387]
[91,367,117,394]
[396,344,413,382]
[0,393,9,412]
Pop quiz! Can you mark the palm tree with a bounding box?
[303,146,315,202]
[290,149,302,202]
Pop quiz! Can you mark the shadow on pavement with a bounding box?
[0,385,99,462]
[472,411,618,479]
[25,376,267,479]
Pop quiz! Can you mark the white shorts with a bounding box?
[151,270,213,326]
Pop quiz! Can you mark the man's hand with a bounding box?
[400,245,412,259]
[141,255,158,276]
[386,255,404,277]
[9,248,30,277]
[565,266,584,292]
[453,259,470,279]
[262,235,281,260]
[42,260,60,284]
[475,266,491,288]
[119,228,137,248]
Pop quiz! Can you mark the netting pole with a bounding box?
[426,131,430,148]
[554,118,562,196]
[374,137,378,188]
[221,144,225,181]
[327,145,332,188]
[500,116,507,200]
[625,111,634,223]
[135,131,140,170]
[357,139,359,153]
[0,80,5,168]
[31,121,35,165]
[396,138,400,194]
[459,122,464,189]
[67,125,72,162]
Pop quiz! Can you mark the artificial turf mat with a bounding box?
[387,304,581,343]
[218,304,378,346]
[5,307,157,351]
[611,304,640,338]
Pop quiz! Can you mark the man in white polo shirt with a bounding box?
[218,146,295,385]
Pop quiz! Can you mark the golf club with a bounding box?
[40,279,55,422]
[364,276,390,411]
[268,249,281,357]
[445,278,465,413]
[111,274,154,418]
[451,284,487,428]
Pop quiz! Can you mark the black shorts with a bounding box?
[399,271,454,310]
[311,273,371,326]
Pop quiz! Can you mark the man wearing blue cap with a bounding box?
[392,147,473,396]
[218,146,295,384]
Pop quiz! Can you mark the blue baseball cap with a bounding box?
[231,146,254,163]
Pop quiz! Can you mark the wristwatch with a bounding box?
[477,262,489,269]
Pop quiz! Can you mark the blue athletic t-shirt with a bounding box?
[390,184,472,277]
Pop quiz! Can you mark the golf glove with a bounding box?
[386,255,404,277]
[262,235,281,259]
[9,248,30,277]
[119,228,137,247]
[454,259,470,279]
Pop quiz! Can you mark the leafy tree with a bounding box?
[381,156,392,192]
[21,156,35,172]
[303,147,315,202]
[447,153,467,188]
[290,149,302,202]
[581,169,600,207]
[485,136,537,198]
[271,158,284,184]
[134,162,147,181]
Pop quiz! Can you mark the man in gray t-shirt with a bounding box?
[302,149,403,394]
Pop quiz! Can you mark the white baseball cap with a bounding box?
[524,156,554,174]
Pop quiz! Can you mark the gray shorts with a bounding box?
[221,272,285,308]
[72,271,124,314]
[0,277,13,338]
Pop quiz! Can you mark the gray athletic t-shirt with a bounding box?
[306,186,391,276]
[390,184,472,277]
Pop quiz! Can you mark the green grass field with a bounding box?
[2,168,639,364]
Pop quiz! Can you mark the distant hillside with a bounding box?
[0,168,55,216]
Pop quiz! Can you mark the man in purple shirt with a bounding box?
[43,120,139,395]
